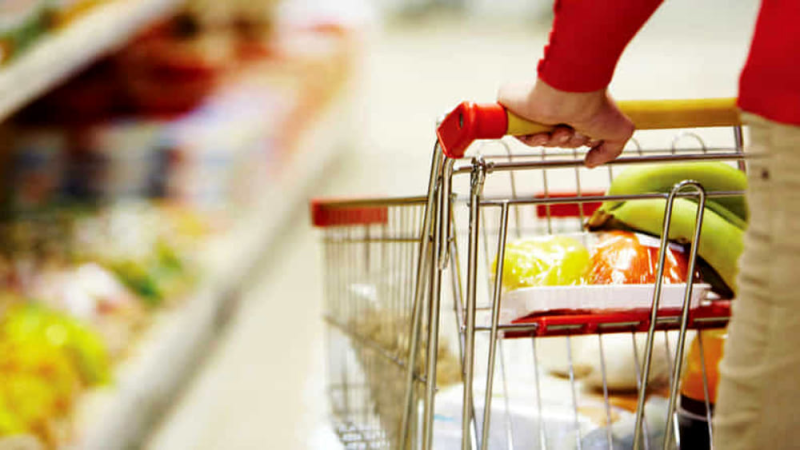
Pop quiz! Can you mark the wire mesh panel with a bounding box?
[316,197,462,449]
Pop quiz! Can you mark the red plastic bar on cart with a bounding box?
[503,301,731,339]
[534,191,605,218]
[310,200,389,227]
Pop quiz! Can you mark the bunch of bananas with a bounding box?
[587,162,747,297]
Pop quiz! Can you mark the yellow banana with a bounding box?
[604,162,748,225]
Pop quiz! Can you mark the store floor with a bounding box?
[146,3,758,449]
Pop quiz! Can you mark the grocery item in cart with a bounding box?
[588,197,743,296]
[432,385,606,449]
[602,162,748,224]
[340,271,461,448]
[497,283,710,325]
[537,331,683,392]
[578,395,672,449]
[588,231,689,285]
[588,161,747,296]
[493,235,590,291]
[676,328,726,450]
[492,231,710,325]
[345,274,462,388]
[680,329,725,405]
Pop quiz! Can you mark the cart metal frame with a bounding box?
[314,102,747,450]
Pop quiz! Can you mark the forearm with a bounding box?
[538,0,663,92]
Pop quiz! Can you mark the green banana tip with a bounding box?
[586,208,613,230]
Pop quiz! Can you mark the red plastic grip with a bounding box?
[437,102,508,159]
[310,200,389,227]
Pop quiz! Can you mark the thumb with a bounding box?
[582,100,634,167]
[584,140,626,168]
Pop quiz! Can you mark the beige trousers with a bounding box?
[714,113,800,449]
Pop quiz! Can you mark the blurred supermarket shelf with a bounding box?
[70,83,355,450]
[0,0,184,123]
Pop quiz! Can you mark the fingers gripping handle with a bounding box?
[436,98,741,159]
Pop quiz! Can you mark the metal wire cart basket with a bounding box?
[312,98,746,450]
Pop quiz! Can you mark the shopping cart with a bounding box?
[311,98,746,450]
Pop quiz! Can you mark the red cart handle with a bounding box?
[436,98,741,159]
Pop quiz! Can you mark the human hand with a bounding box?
[497,79,634,168]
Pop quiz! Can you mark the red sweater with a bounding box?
[538,0,800,126]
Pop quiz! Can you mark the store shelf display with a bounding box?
[0,6,360,448]
[0,0,185,121]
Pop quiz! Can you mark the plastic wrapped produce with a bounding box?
[588,231,689,285]
[493,235,590,291]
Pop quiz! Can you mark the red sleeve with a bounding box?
[538,0,663,93]
[738,0,800,126]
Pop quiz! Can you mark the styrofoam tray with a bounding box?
[486,283,711,325]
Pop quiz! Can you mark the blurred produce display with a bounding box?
[0,0,116,65]
[186,0,281,34]
[0,1,55,65]
[0,0,283,66]
[0,304,110,445]
[47,0,108,28]
[0,1,359,446]
[0,202,198,445]
[11,4,355,210]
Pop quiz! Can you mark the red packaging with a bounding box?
[588,230,689,285]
